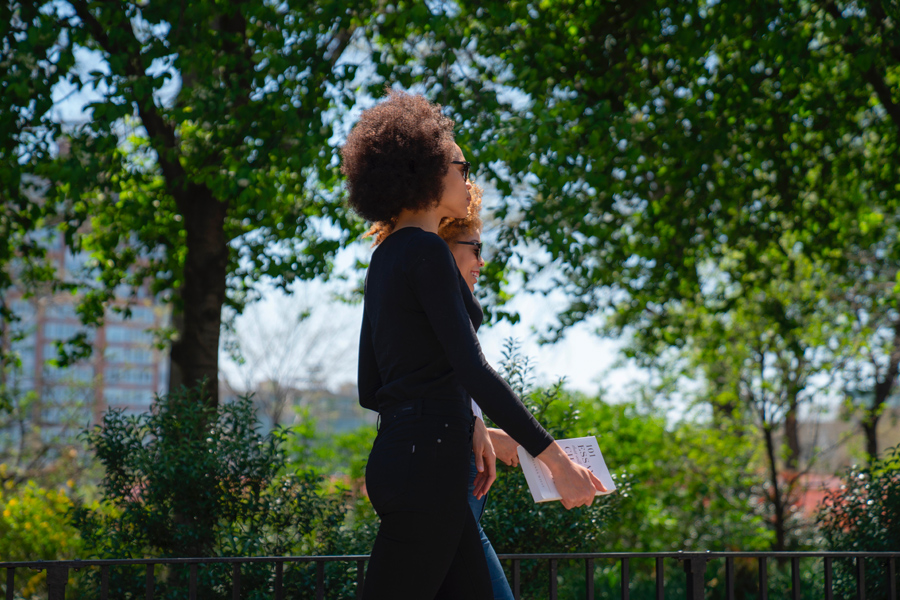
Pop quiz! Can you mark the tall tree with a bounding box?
[1,1,376,406]
[386,1,900,457]
[677,246,848,549]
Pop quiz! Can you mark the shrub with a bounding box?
[0,477,83,598]
[482,340,774,598]
[818,444,900,598]
[69,386,360,599]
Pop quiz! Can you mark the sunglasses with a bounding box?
[451,160,471,182]
[455,240,482,260]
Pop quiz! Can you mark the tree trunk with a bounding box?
[167,187,228,408]
[864,316,900,463]
[861,417,879,461]
[762,424,787,551]
[166,308,184,393]
[783,402,800,472]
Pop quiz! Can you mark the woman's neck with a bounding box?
[393,208,443,234]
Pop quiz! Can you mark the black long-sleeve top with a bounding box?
[358,227,554,458]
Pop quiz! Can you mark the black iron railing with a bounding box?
[2,551,898,600]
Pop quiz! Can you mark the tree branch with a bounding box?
[818,0,900,139]
[69,1,193,208]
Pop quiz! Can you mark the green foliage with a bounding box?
[0,479,83,598]
[431,0,899,341]
[68,387,363,599]
[482,340,774,597]
[1,1,398,397]
[282,409,376,485]
[818,444,900,598]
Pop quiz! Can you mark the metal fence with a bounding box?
[2,551,898,600]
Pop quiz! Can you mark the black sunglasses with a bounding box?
[451,160,471,182]
[455,240,482,259]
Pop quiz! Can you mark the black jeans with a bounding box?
[362,402,493,599]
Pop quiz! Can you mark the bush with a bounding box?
[68,386,363,599]
[818,444,900,598]
[0,477,83,598]
[481,340,774,598]
[481,343,625,597]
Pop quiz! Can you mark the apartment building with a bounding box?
[3,229,167,437]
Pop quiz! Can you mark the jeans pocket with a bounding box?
[434,417,473,460]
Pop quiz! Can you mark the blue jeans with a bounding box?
[468,453,516,600]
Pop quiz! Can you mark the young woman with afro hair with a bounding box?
[343,90,605,600]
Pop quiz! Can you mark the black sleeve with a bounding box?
[408,235,554,457]
[357,309,381,411]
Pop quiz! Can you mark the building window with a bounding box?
[105,346,154,365]
[104,388,155,408]
[45,303,78,320]
[43,364,94,384]
[105,366,154,385]
[105,325,154,345]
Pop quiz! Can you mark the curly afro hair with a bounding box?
[341,90,457,223]
[364,183,484,247]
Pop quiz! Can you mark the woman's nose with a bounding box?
[465,180,472,190]
[478,256,485,267]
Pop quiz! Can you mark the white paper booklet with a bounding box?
[516,435,617,503]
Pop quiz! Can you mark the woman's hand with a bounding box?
[537,442,607,510]
[472,417,497,499]
[488,428,520,467]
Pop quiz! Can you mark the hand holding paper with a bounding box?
[520,436,617,505]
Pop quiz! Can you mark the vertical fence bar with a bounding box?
[100,565,109,600]
[512,560,520,600]
[824,557,833,600]
[356,560,364,600]
[316,561,325,600]
[549,559,558,600]
[47,565,68,600]
[585,558,594,600]
[6,567,14,600]
[888,558,896,600]
[856,556,866,600]
[232,563,241,600]
[189,564,197,600]
[791,557,800,600]
[683,555,707,600]
[275,562,284,600]
[758,557,768,600]
[656,557,664,600]
[621,557,630,600]
[145,564,154,600]
[726,556,734,600]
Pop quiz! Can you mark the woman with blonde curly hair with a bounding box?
[342,90,604,600]
[440,188,520,600]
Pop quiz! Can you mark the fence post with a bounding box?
[682,554,707,600]
[549,559,558,600]
[512,560,520,600]
[46,565,68,600]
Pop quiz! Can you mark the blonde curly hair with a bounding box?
[364,183,484,246]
